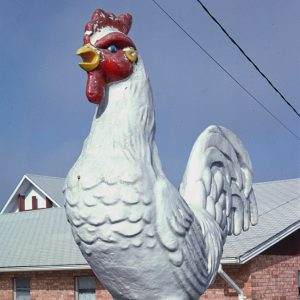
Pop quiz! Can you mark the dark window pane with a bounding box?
[77,277,96,300]
[16,278,30,289]
[78,277,96,289]
[15,278,30,300]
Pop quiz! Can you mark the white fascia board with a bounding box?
[239,221,300,264]
[220,257,240,265]
[0,175,27,214]
[24,175,61,208]
[0,264,91,273]
[222,221,300,265]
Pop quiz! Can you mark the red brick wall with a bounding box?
[202,254,300,300]
[0,276,13,300]
[0,254,299,300]
[95,278,113,300]
[0,269,112,300]
[201,263,252,299]
[250,255,299,300]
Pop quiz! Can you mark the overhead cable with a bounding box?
[195,0,300,118]
[258,195,299,217]
[151,0,300,141]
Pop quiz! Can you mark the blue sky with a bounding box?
[0,0,299,209]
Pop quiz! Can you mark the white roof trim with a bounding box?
[0,264,90,273]
[221,221,300,265]
[220,257,240,265]
[239,221,300,264]
[25,175,61,208]
[0,175,61,214]
[0,175,27,214]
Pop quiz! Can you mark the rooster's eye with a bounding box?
[107,45,118,53]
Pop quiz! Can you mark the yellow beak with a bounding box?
[76,44,100,72]
[124,47,138,63]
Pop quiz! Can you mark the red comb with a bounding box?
[83,9,132,44]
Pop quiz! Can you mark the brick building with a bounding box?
[0,175,299,299]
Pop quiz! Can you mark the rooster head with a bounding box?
[76,9,138,104]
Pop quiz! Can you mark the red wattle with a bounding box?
[86,69,106,104]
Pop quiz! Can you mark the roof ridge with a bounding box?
[26,174,65,180]
[24,175,300,184]
[253,177,300,185]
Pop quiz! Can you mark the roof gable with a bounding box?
[1,174,65,214]
[26,174,65,207]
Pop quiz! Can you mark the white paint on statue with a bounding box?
[65,9,258,300]
[89,27,121,45]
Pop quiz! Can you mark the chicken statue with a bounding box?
[64,9,258,300]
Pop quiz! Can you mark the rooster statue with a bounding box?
[64,9,258,300]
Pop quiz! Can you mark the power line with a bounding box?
[258,195,299,217]
[151,0,300,141]
[195,0,300,118]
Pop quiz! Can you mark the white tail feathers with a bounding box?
[180,125,258,238]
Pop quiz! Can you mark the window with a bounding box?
[18,195,25,212]
[45,197,53,208]
[32,196,37,210]
[75,276,96,300]
[14,277,30,300]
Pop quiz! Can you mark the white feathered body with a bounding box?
[65,58,257,300]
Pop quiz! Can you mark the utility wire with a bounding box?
[258,195,299,217]
[151,0,300,141]
[195,0,300,118]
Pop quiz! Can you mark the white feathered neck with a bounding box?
[73,58,160,189]
[84,58,155,154]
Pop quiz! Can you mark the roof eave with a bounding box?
[220,257,240,265]
[0,264,90,273]
[222,221,300,265]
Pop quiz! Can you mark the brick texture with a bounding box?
[0,270,112,300]
[250,255,299,300]
[202,254,300,300]
[0,254,299,300]
[201,263,252,300]
[0,276,13,300]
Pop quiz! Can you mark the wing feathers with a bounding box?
[249,190,258,225]
[155,178,209,294]
[180,125,258,241]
